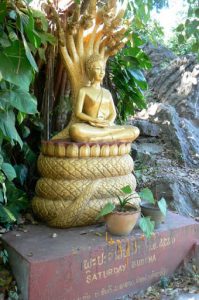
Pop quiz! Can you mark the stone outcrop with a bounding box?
[131,44,199,217]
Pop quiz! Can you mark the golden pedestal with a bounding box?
[32,140,140,228]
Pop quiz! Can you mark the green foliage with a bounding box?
[138,187,168,238]
[96,185,137,219]
[139,188,168,216]
[168,2,199,57]
[139,187,155,204]
[96,203,115,219]
[110,43,150,121]
[0,0,53,226]
[116,185,136,211]
[97,184,158,239]
[157,197,167,216]
[8,288,19,300]
[0,249,8,264]
[0,180,28,224]
[139,216,155,239]
[111,0,166,122]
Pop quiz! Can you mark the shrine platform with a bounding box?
[2,212,199,300]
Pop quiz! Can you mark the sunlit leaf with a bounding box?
[139,188,155,204]
[0,206,16,222]
[128,69,146,83]
[1,163,17,181]
[96,203,115,219]
[158,197,167,216]
[9,10,17,20]
[17,111,26,125]
[121,185,133,194]
[132,32,145,47]
[139,217,155,239]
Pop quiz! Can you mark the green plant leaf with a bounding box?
[139,216,155,239]
[96,203,115,219]
[1,163,17,181]
[0,32,11,48]
[1,89,37,114]
[22,142,37,164]
[21,125,30,138]
[178,34,185,43]
[38,47,46,61]
[192,42,199,53]
[0,154,3,167]
[128,69,147,83]
[195,8,199,18]
[4,181,28,220]
[0,0,6,23]
[17,111,26,125]
[117,195,123,207]
[31,9,48,31]
[176,23,184,32]
[121,185,132,194]
[20,19,38,72]
[0,189,3,203]
[0,171,5,184]
[14,164,28,185]
[24,13,41,48]
[0,40,33,91]
[139,188,155,204]
[158,197,167,216]
[0,110,23,147]
[132,32,145,47]
[8,30,18,42]
[37,32,56,45]
[0,205,16,223]
[9,10,17,20]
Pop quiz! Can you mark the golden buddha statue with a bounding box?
[69,55,139,143]
[32,0,140,228]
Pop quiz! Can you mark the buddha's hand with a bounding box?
[89,119,110,128]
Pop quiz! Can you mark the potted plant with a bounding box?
[97,185,140,236]
[139,188,167,228]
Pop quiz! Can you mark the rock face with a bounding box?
[131,44,199,217]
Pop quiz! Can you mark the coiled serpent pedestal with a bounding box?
[32,141,140,228]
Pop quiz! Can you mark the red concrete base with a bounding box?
[2,212,199,300]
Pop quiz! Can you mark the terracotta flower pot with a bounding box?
[140,202,165,228]
[104,208,140,236]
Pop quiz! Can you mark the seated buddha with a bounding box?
[69,54,139,143]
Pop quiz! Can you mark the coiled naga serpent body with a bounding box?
[32,141,140,228]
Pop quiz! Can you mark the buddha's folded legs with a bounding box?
[69,123,140,143]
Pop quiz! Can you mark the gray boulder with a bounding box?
[131,45,199,217]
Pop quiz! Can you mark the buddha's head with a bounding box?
[86,54,105,83]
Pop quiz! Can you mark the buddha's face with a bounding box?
[89,60,105,82]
